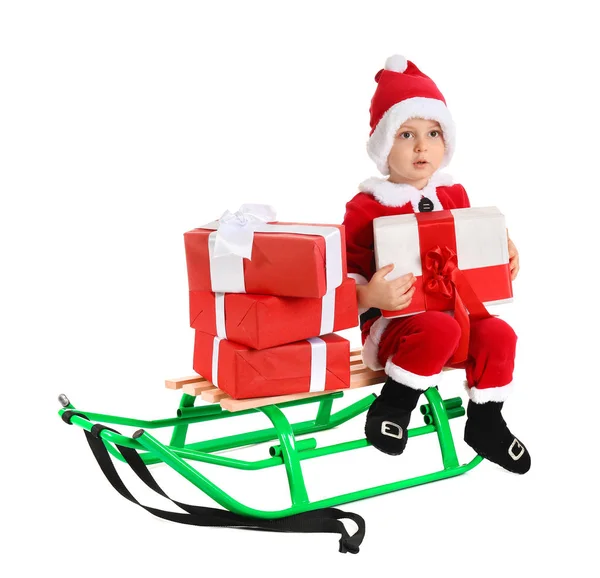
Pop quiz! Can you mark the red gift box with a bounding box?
[184,220,347,299]
[374,207,509,363]
[189,278,358,350]
[193,332,351,399]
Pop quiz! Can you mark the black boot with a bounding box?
[365,377,423,456]
[464,400,531,474]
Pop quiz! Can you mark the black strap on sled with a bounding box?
[64,413,365,554]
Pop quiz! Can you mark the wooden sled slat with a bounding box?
[220,389,344,413]
[351,364,373,374]
[165,375,206,390]
[201,388,230,403]
[350,369,386,387]
[182,381,217,396]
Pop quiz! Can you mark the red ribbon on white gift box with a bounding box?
[416,211,494,364]
[209,336,328,393]
[421,243,492,364]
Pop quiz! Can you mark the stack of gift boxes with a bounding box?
[183,207,358,400]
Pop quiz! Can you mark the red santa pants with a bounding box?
[372,311,517,403]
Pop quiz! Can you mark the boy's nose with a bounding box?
[415,139,427,152]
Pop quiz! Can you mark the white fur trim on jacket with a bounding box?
[465,381,515,403]
[367,97,456,176]
[359,171,453,210]
[385,359,444,391]
[361,316,390,370]
[348,273,368,286]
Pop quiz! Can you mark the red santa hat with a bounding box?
[367,54,456,175]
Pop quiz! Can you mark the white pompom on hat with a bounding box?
[366,55,456,176]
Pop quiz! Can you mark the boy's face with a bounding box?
[386,117,445,186]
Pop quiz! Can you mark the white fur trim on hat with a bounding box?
[359,171,453,209]
[361,316,390,370]
[465,381,515,403]
[385,359,444,391]
[367,97,456,176]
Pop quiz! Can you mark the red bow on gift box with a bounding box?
[423,245,493,364]
[424,245,458,298]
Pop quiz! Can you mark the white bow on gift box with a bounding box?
[212,204,277,260]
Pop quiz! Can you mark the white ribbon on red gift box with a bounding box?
[211,336,222,388]
[204,205,341,338]
[307,337,327,392]
[210,335,328,393]
[214,293,227,338]
[213,289,336,340]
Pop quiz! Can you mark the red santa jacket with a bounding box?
[342,172,471,360]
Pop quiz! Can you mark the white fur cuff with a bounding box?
[361,316,391,370]
[348,273,368,315]
[362,335,384,370]
[465,381,515,403]
[348,273,368,286]
[385,359,444,391]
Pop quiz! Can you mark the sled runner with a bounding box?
[58,347,482,554]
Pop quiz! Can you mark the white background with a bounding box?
[1,1,598,576]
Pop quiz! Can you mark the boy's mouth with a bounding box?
[413,160,428,167]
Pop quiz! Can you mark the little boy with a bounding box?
[343,55,530,474]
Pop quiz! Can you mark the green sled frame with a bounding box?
[57,386,482,520]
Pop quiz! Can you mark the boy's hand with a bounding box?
[507,234,519,281]
[357,263,417,311]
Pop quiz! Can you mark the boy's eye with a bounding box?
[399,132,412,139]
[430,130,440,137]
